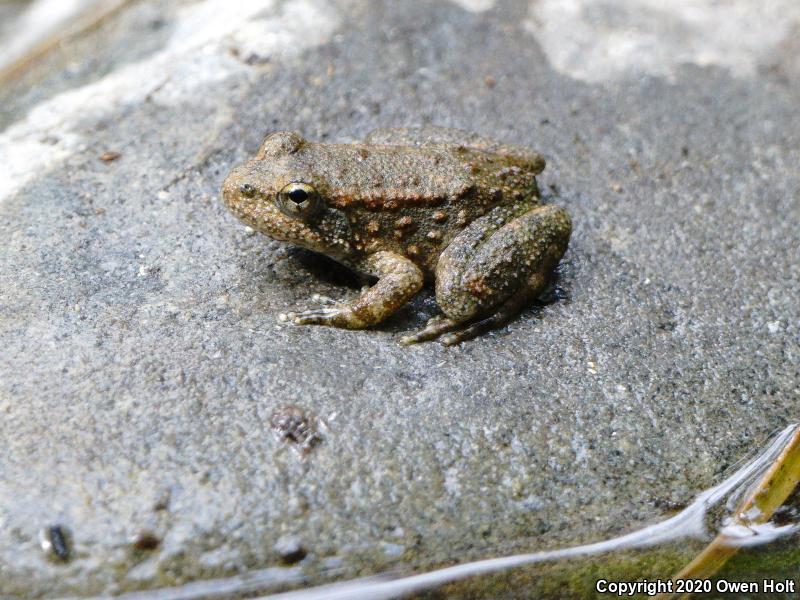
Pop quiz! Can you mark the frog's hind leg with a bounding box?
[438,271,549,346]
[399,271,549,346]
[401,203,570,345]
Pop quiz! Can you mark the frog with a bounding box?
[221,127,571,345]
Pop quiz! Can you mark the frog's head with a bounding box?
[221,131,354,260]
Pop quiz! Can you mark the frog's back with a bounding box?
[365,126,545,168]
[302,142,470,210]
[301,134,543,213]
[358,127,545,210]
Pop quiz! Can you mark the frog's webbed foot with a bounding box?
[401,271,548,345]
[399,316,461,345]
[399,309,517,346]
[280,304,359,328]
[438,292,532,345]
[278,293,343,324]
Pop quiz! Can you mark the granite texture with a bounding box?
[0,0,798,597]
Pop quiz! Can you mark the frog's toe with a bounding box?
[439,332,462,346]
[439,323,486,346]
[278,295,344,324]
[310,293,337,306]
[282,305,367,328]
[283,308,342,325]
[438,315,505,345]
[399,316,461,345]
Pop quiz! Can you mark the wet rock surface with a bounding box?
[0,0,798,597]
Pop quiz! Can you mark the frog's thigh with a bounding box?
[435,204,571,322]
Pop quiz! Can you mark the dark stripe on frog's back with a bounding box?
[303,142,507,210]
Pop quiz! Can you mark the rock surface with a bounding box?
[0,0,798,597]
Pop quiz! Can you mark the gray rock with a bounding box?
[0,0,798,597]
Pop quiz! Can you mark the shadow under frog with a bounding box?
[221,127,571,345]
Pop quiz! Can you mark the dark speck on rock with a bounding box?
[39,525,72,562]
[131,531,161,552]
[274,535,308,565]
[99,151,121,162]
[270,405,323,452]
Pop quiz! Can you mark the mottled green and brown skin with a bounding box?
[221,127,571,344]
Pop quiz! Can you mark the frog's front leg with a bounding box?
[282,251,423,329]
[401,203,571,345]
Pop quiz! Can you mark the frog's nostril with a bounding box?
[240,183,256,197]
[287,188,308,204]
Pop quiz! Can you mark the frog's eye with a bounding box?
[276,182,322,220]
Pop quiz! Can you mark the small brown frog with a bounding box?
[221,127,571,344]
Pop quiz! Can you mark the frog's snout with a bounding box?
[221,172,237,208]
[221,168,272,232]
[221,174,232,204]
[221,169,252,213]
